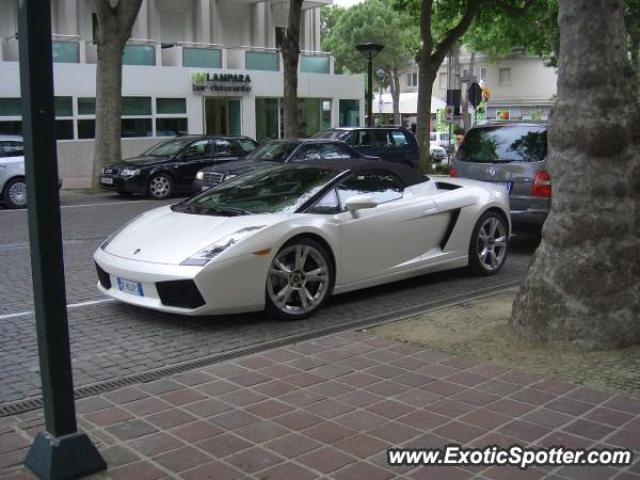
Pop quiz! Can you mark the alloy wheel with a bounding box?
[476,216,508,271]
[149,176,171,199]
[8,180,27,208]
[267,244,330,316]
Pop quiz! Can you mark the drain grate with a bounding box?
[0,281,520,418]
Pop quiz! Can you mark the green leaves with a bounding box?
[321,0,419,75]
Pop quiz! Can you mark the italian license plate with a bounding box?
[494,181,512,193]
[101,177,114,185]
[117,278,144,296]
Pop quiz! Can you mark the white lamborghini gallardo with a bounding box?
[94,160,510,320]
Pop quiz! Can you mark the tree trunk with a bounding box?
[390,68,401,125]
[416,49,437,173]
[94,42,125,186]
[91,0,142,190]
[510,0,640,350]
[462,50,476,131]
[282,0,304,138]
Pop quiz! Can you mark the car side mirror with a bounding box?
[344,195,378,212]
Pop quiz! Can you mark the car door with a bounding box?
[174,139,211,188]
[390,130,419,167]
[350,129,384,159]
[332,171,445,284]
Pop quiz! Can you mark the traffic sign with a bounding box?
[468,82,483,108]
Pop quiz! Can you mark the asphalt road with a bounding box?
[0,191,538,406]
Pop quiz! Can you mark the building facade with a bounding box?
[0,0,363,187]
[399,49,557,127]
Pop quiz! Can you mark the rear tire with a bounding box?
[148,174,173,199]
[468,211,509,275]
[3,177,27,209]
[265,238,335,321]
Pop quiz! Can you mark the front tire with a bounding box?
[265,238,335,320]
[3,177,27,209]
[148,174,173,199]
[468,211,509,275]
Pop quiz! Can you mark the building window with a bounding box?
[499,68,511,86]
[54,97,74,140]
[439,72,448,89]
[52,41,80,63]
[122,97,152,116]
[255,98,280,143]
[121,118,152,137]
[77,120,95,139]
[0,121,22,135]
[78,97,96,115]
[156,98,186,115]
[300,55,331,74]
[339,100,359,127]
[156,98,188,136]
[406,72,417,87]
[480,67,487,81]
[182,47,222,68]
[0,98,21,116]
[123,44,156,66]
[245,51,279,71]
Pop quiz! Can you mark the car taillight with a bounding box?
[449,167,458,177]
[532,170,552,197]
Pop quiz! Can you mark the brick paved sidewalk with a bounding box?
[1,330,639,480]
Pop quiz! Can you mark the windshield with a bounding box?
[313,130,344,140]
[142,139,193,157]
[178,165,340,215]
[458,126,547,163]
[246,142,298,162]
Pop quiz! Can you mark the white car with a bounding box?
[430,142,447,163]
[0,135,26,209]
[94,160,510,320]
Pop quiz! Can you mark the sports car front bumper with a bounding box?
[94,248,269,316]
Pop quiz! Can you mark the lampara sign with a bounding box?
[192,72,252,93]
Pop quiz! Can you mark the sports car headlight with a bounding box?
[120,168,140,177]
[181,226,266,266]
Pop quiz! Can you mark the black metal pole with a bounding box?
[367,55,373,127]
[18,0,105,478]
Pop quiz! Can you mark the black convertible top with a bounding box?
[302,159,428,187]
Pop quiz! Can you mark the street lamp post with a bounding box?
[376,68,385,124]
[356,42,384,127]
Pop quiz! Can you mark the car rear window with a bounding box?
[458,126,547,163]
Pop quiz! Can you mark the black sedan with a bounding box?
[99,135,258,199]
[193,138,381,192]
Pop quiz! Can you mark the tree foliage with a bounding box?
[323,0,419,76]
[322,0,419,123]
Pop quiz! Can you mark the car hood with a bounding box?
[113,156,171,168]
[200,158,276,176]
[104,205,284,265]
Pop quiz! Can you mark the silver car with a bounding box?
[451,122,549,229]
[0,135,26,209]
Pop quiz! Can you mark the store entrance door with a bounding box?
[204,97,241,136]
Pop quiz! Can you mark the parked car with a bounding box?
[430,131,452,151]
[193,138,380,192]
[0,135,26,209]
[313,127,420,168]
[430,142,447,163]
[95,159,510,320]
[98,135,258,199]
[450,121,549,229]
